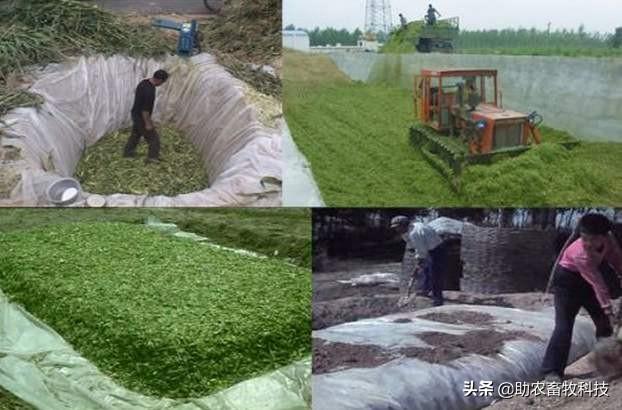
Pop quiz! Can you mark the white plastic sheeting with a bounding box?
[0,53,282,206]
[337,273,400,288]
[281,120,324,207]
[312,304,596,410]
[0,222,311,409]
[428,217,471,236]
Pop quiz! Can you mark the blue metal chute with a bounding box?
[151,18,200,57]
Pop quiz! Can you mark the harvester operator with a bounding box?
[391,216,446,307]
[124,69,169,163]
[426,4,441,26]
[465,77,481,110]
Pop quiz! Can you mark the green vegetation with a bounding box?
[0,208,311,267]
[201,0,282,97]
[0,0,172,118]
[0,388,32,410]
[0,221,311,398]
[382,20,454,53]
[456,27,622,57]
[284,51,622,206]
[75,126,209,197]
[382,21,622,57]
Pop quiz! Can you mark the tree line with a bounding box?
[285,24,621,50]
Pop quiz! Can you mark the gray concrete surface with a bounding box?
[91,0,214,14]
[326,52,622,142]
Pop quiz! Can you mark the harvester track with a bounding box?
[410,123,465,191]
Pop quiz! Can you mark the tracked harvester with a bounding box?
[411,68,546,189]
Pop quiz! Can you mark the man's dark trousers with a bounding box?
[541,266,613,378]
[428,242,446,306]
[124,114,160,159]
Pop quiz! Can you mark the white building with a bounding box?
[282,30,310,52]
[357,39,381,52]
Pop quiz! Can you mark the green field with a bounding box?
[284,51,622,206]
[0,211,311,399]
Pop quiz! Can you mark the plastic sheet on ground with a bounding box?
[312,304,596,410]
[337,273,400,287]
[0,53,281,206]
[281,120,324,207]
[0,222,311,409]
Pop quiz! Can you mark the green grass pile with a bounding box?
[0,208,312,268]
[0,388,32,410]
[381,20,455,54]
[74,126,209,196]
[200,0,282,97]
[0,0,172,117]
[0,222,311,398]
[283,51,622,206]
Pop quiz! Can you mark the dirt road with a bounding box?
[91,0,216,14]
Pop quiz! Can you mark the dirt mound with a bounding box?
[313,329,543,375]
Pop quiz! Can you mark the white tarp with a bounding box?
[0,53,282,206]
[281,120,324,207]
[428,217,470,236]
[312,304,596,410]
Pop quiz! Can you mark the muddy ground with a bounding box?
[313,259,555,330]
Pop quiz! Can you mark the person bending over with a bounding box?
[541,213,622,382]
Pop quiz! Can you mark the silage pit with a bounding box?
[0,54,282,206]
[0,222,311,398]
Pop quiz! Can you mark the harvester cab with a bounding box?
[411,69,544,189]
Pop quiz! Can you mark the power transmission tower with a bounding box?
[364,0,392,38]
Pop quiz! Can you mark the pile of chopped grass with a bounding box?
[381,20,454,54]
[0,85,43,118]
[200,0,282,97]
[0,208,312,268]
[200,0,280,64]
[74,126,209,196]
[0,0,172,116]
[0,222,311,398]
[0,388,32,410]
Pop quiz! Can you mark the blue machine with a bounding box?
[152,18,200,57]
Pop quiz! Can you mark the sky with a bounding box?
[283,0,620,34]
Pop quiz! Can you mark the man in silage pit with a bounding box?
[390,216,447,307]
[123,69,169,163]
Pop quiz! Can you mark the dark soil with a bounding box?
[393,318,412,323]
[313,329,544,374]
[312,295,433,330]
[419,311,496,326]
[411,330,543,363]
[313,338,393,375]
